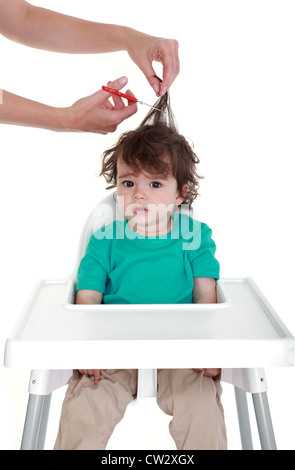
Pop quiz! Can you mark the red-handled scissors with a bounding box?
[102,86,161,112]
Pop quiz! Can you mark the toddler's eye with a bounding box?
[123,181,134,188]
[150,181,162,189]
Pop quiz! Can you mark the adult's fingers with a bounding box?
[68,78,137,133]
[138,38,179,96]
[158,39,180,95]
[107,88,137,126]
[100,76,128,100]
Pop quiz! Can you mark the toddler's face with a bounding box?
[116,155,186,236]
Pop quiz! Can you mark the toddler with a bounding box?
[54,94,227,450]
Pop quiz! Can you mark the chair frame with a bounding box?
[5,193,293,450]
[20,367,276,450]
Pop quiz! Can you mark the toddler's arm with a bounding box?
[76,289,104,382]
[76,289,103,304]
[193,277,217,304]
[193,277,220,378]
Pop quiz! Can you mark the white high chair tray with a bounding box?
[4,278,294,369]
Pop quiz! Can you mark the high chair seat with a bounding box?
[4,192,294,450]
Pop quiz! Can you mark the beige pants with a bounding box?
[54,369,227,450]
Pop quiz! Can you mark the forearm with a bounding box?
[76,289,103,305]
[1,1,134,54]
[0,77,138,133]
[0,1,179,97]
[196,289,217,304]
[193,278,217,304]
[0,90,71,131]
[193,278,219,376]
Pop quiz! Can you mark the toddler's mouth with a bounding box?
[125,204,150,217]
[133,206,149,213]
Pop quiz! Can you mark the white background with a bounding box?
[0,0,294,450]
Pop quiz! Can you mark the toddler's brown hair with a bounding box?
[100,90,202,208]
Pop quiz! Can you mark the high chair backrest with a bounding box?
[69,191,160,401]
[70,191,117,281]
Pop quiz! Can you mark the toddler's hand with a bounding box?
[194,368,220,378]
[78,369,107,384]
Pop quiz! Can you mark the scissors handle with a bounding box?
[102,86,138,103]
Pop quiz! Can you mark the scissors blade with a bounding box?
[102,86,161,112]
[138,101,162,112]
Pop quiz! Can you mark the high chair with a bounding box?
[4,193,294,450]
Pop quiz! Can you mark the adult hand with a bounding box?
[126,32,179,97]
[66,76,137,134]
[0,76,137,133]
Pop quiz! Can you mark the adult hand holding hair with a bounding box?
[125,32,179,97]
[0,0,179,133]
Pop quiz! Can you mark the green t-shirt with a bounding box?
[77,213,220,304]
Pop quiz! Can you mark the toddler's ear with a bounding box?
[176,184,188,205]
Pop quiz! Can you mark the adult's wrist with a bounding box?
[122,26,151,55]
[55,106,78,132]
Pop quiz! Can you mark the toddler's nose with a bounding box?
[132,188,146,200]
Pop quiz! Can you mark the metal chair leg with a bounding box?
[252,392,277,450]
[21,393,51,450]
[234,386,253,450]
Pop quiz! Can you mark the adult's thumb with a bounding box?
[106,76,128,91]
